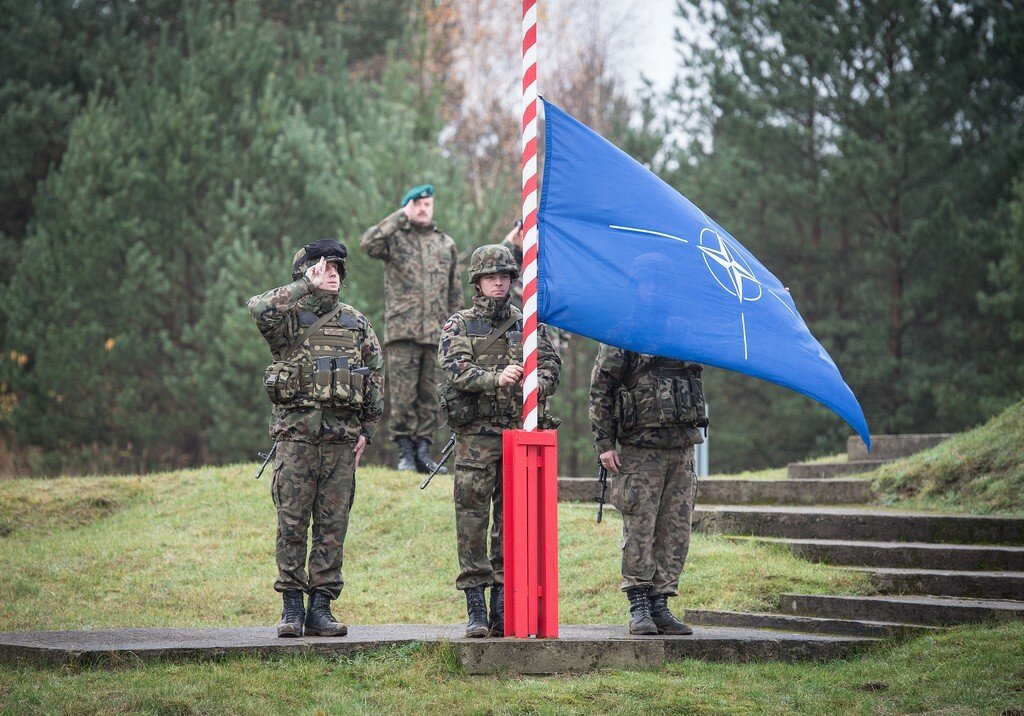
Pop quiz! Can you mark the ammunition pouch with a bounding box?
[264,361,302,405]
[264,357,366,409]
[617,368,708,430]
[437,381,478,428]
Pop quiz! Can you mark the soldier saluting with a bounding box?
[361,184,463,474]
[247,239,384,638]
[589,346,708,636]
[437,244,560,637]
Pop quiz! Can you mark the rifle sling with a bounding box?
[471,312,522,359]
[281,303,346,361]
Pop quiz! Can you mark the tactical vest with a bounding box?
[438,311,523,428]
[263,307,368,410]
[616,357,708,431]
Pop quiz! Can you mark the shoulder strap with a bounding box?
[281,303,346,361]
[471,312,522,359]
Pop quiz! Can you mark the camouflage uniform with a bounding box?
[247,277,384,600]
[438,292,560,591]
[589,345,705,596]
[360,209,462,444]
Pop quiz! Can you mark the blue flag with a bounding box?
[537,100,871,450]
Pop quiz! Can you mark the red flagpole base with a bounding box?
[502,428,558,638]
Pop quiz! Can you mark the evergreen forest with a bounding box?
[1,0,1022,477]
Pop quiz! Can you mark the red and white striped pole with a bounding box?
[504,0,557,639]
[520,0,540,431]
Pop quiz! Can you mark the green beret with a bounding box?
[401,184,435,205]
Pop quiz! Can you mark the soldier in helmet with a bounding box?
[437,244,560,637]
[360,184,463,475]
[247,239,385,638]
[589,344,708,636]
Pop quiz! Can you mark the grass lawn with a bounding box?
[0,428,1022,713]
[871,400,1024,516]
[0,624,1022,714]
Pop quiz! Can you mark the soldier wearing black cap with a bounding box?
[247,239,385,638]
[360,184,463,474]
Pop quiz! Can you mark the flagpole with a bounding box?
[521,0,539,431]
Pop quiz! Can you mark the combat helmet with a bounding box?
[292,238,348,281]
[468,244,519,283]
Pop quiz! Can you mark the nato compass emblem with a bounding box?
[609,221,783,361]
[696,227,762,305]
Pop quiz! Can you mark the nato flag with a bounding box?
[537,99,871,450]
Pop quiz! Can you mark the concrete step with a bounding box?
[698,478,874,505]
[734,537,1024,571]
[787,460,888,479]
[848,434,953,462]
[459,626,876,672]
[779,593,1024,626]
[694,506,1024,545]
[558,477,874,505]
[846,567,1024,600]
[684,609,938,638]
[0,625,876,673]
[558,477,603,503]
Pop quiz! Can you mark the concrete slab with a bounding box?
[787,460,889,479]
[694,506,1024,545]
[0,625,462,667]
[779,593,1024,626]
[0,624,876,672]
[845,566,1024,600]
[738,537,1024,571]
[847,434,953,462]
[684,609,938,637]
[456,626,876,673]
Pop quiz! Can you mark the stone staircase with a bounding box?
[560,433,1024,643]
[786,433,951,479]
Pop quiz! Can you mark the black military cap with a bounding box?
[292,238,348,280]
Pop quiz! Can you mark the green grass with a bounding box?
[871,400,1024,516]
[1,446,1022,713]
[0,464,870,630]
[0,624,1022,714]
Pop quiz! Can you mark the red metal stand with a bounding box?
[502,428,558,638]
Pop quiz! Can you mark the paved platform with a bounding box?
[0,624,876,674]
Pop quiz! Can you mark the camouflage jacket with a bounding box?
[589,344,704,453]
[438,293,560,436]
[247,277,385,444]
[360,209,463,345]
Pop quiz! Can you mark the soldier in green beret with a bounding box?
[361,184,463,474]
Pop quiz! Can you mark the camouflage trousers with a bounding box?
[271,440,356,599]
[386,340,440,442]
[610,444,697,596]
[452,433,504,590]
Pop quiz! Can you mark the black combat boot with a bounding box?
[488,584,504,637]
[464,586,489,638]
[649,594,693,635]
[414,439,447,475]
[304,590,348,637]
[395,437,417,472]
[276,589,304,638]
[626,587,658,635]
